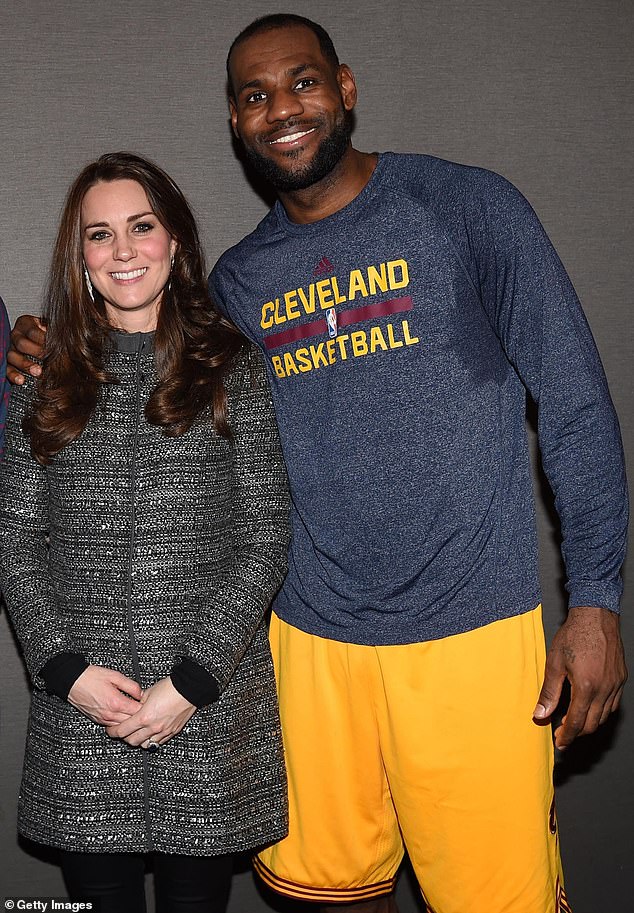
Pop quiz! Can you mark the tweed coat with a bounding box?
[0,332,290,854]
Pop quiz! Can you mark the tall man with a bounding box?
[214,15,628,913]
[8,13,628,913]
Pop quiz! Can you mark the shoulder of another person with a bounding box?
[0,298,9,345]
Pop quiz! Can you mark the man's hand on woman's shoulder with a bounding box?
[8,314,46,383]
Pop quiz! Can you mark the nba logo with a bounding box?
[326,307,338,338]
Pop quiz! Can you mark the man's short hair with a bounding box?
[226,14,340,96]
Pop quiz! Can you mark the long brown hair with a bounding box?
[26,152,244,464]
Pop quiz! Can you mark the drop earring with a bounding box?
[84,267,94,302]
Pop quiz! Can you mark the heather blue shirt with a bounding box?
[210,153,627,646]
[0,297,10,454]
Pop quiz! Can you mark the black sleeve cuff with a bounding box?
[170,658,220,708]
[40,653,90,700]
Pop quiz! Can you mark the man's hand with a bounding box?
[7,314,46,384]
[105,677,196,748]
[533,606,627,749]
[68,665,143,726]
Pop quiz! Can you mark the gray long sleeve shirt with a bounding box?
[210,152,628,646]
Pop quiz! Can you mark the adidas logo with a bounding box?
[313,256,334,276]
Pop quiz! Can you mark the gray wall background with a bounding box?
[0,1,631,911]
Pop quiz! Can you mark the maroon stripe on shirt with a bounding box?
[263,296,413,351]
[263,319,329,350]
[338,296,413,327]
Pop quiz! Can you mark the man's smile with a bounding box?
[268,127,317,146]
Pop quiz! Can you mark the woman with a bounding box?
[0,153,289,913]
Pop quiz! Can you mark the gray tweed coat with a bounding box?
[0,332,290,854]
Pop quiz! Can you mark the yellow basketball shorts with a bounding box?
[255,606,570,912]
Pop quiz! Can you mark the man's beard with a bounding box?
[242,111,352,193]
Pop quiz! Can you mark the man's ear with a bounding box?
[229,97,239,139]
[338,64,358,112]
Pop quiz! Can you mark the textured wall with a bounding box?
[0,1,631,911]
